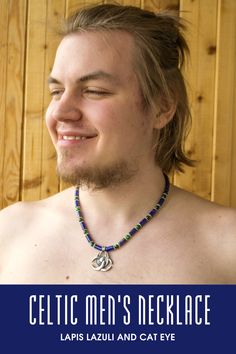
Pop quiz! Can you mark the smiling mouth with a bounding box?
[58,134,97,141]
[62,135,87,141]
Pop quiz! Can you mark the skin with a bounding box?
[0,31,236,284]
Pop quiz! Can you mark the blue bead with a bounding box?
[86,235,92,242]
[105,246,113,252]
[119,239,126,246]
[81,222,87,230]
[74,173,170,254]
[129,228,137,236]
[149,209,157,217]
[140,218,147,226]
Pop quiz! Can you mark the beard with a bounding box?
[56,148,138,190]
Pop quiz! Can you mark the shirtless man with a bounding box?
[0,4,235,284]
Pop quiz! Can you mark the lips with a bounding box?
[57,131,98,144]
[61,135,88,141]
[58,130,97,138]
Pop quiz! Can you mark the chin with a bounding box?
[57,158,139,190]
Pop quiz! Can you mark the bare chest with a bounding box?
[0,222,226,284]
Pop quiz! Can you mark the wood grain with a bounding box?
[142,0,179,11]
[0,0,27,208]
[176,0,218,201]
[41,0,66,198]
[67,0,103,16]
[0,0,8,209]
[1,0,236,209]
[212,0,236,207]
[22,0,48,201]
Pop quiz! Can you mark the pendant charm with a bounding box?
[92,251,113,272]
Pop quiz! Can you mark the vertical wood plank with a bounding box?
[115,0,141,6]
[22,0,66,201]
[0,0,9,209]
[176,0,218,200]
[22,0,48,201]
[41,0,66,199]
[231,78,236,207]
[142,0,179,10]
[212,0,236,207]
[66,0,103,16]
[0,0,27,208]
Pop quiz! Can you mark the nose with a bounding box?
[50,92,82,122]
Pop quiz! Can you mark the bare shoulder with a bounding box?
[171,185,236,282]
[172,185,236,228]
[0,201,34,231]
[0,187,74,237]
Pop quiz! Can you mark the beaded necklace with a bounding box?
[74,173,170,272]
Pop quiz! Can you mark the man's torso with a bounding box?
[0,186,235,284]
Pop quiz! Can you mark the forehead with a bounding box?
[52,30,137,83]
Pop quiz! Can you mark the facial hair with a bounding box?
[56,148,139,190]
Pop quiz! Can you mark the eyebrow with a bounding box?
[48,70,118,85]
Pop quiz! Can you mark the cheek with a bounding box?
[86,98,150,143]
[87,103,121,132]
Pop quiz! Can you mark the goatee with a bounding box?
[56,150,138,190]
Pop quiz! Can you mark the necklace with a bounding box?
[74,174,170,272]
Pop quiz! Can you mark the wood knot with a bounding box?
[23,176,43,189]
[165,4,179,11]
[197,95,203,102]
[187,148,195,157]
[207,45,216,55]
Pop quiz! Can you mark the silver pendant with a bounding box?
[91,251,113,272]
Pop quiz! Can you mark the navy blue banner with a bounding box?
[0,285,235,353]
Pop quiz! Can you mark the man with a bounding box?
[0,4,235,284]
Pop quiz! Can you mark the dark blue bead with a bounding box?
[140,218,147,226]
[129,228,137,236]
[74,173,170,254]
[106,246,114,252]
[81,222,87,230]
[149,209,157,217]
[119,239,126,246]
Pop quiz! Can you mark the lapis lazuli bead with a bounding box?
[149,209,156,217]
[140,218,147,226]
[74,173,170,254]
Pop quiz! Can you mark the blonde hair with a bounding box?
[62,3,193,173]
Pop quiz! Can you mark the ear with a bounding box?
[153,102,176,130]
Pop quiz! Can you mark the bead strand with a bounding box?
[74,174,170,252]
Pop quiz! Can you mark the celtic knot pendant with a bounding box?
[91,251,113,272]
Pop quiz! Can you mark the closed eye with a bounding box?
[84,89,111,96]
[49,89,64,97]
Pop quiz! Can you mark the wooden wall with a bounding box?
[0,0,236,209]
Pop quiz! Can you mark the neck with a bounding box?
[79,164,168,222]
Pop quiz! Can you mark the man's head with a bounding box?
[46,4,192,189]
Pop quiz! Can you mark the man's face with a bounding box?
[46,31,157,188]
